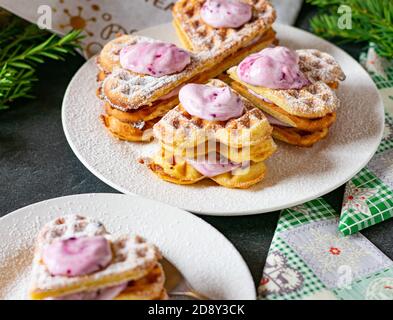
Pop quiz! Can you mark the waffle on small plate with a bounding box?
[29,215,166,300]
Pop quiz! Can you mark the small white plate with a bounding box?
[62,23,384,215]
[0,193,255,300]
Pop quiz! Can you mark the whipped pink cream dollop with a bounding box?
[201,0,252,28]
[120,42,191,77]
[237,46,310,89]
[42,236,112,277]
[47,283,127,300]
[179,83,244,121]
[188,156,242,177]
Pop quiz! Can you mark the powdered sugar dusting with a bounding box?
[101,45,212,110]
[297,49,346,84]
[173,0,276,52]
[30,215,159,296]
[270,81,339,117]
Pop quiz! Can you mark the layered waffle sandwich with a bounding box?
[149,79,277,189]
[226,46,346,147]
[173,0,277,73]
[97,36,193,142]
[97,34,270,142]
[29,215,167,300]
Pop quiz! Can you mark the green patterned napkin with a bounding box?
[259,198,393,300]
[339,46,393,236]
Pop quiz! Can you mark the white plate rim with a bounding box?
[61,23,385,216]
[0,193,256,300]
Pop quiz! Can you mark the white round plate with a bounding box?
[0,193,255,300]
[62,23,384,215]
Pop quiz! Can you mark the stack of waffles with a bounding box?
[173,0,277,58]
[149,79,277,188]
[95,0,277,142]
[97,35,218,142]
[226,48,346,147]
[29,215,167,300]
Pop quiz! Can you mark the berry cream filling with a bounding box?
[247,89,292,127]
[247,88,273,103]
[46,282,128,300]
[42,236,112,277]
[237,46,310,89]
[187,154,243,177]
[120,42,191,77]
[179,83,244,121]
[263,113,293,127]
[158,85,183,101]
[242,33,264,48]
[201,0,252,28]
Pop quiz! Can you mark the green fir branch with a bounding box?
[307,0,393,58]
[0,16,84,110]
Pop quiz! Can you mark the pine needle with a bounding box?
[307,0,393,58]
[0,16,83,110]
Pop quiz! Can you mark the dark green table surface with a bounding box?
[1,4,392,288]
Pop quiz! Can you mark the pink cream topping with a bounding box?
[237,46,310,89]
[46,283,128,300]
[201,0,252,28]
[179,83,244,121]
[42,236,112,277]
[119,42,191,77]
[187,155,242,177]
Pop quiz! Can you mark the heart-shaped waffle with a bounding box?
[101,45,223,111]
[29,215,161,300]
[97,35,160,75]
[149,79,275,188]
[115,263,166,300]
[172,0,276,52]
[297,49,346,86]
[225,48,345,146]
[149,148,267,189]
[229,79,337,131]
[228,67,340,118]
[97,35,234,142]
[272,126,330,147]
[153,79,273,149]
[161,137,276,163]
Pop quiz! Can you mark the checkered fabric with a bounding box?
[339,49,393,235]
[377,112,393,154]
[339,168,393,235]
[259,236,326,300]
[276,198,336,233]
[259,198,393,300]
